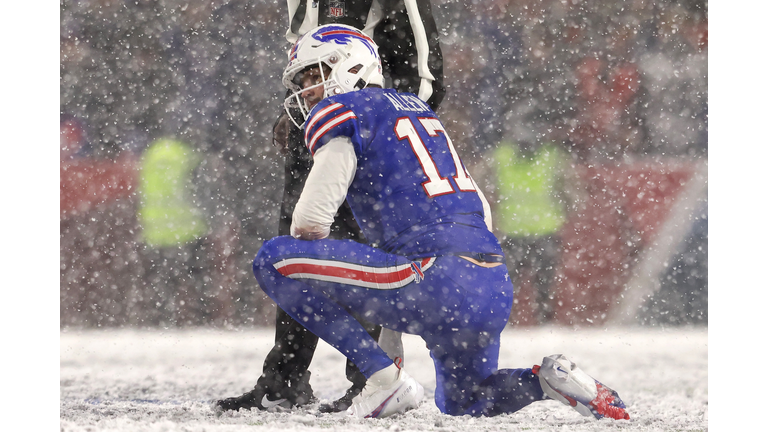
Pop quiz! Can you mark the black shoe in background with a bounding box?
[214,385,271,413]
[286,370,317,408]
[214,372,316,413]
[318,384,364,413]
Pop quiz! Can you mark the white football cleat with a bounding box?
[347,363,423,418]
[534,354,630,420]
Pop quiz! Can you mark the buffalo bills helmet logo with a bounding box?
[310,25,379,60]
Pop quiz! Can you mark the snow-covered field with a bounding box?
[60,326,708,432]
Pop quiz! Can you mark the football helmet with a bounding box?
[282,24,384,128]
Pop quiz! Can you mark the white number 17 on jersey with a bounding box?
[395,117,476,198]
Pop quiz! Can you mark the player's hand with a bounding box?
[272,111,292,155]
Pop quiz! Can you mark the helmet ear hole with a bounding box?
[348,64,363,74]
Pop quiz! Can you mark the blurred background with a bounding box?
[60,0,707,329]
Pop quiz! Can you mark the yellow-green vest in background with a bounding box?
[493,142,566,237]
[138,138,206,247]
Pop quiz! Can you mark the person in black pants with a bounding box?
[215,0,445,414]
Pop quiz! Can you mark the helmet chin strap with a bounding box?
[284,95,306,130]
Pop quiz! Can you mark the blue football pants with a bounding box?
[253,235,544,416]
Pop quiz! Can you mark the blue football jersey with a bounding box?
[304,88,502,258]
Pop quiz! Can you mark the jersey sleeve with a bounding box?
[303,100,361,156]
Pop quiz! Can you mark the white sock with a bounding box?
[368,364,399,387]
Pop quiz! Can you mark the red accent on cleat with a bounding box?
[531,365,541,375]
[589,383,630,420]
[364,384,401,418]
[555,389,578,407]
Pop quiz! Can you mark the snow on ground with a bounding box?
[60,326,708,432]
